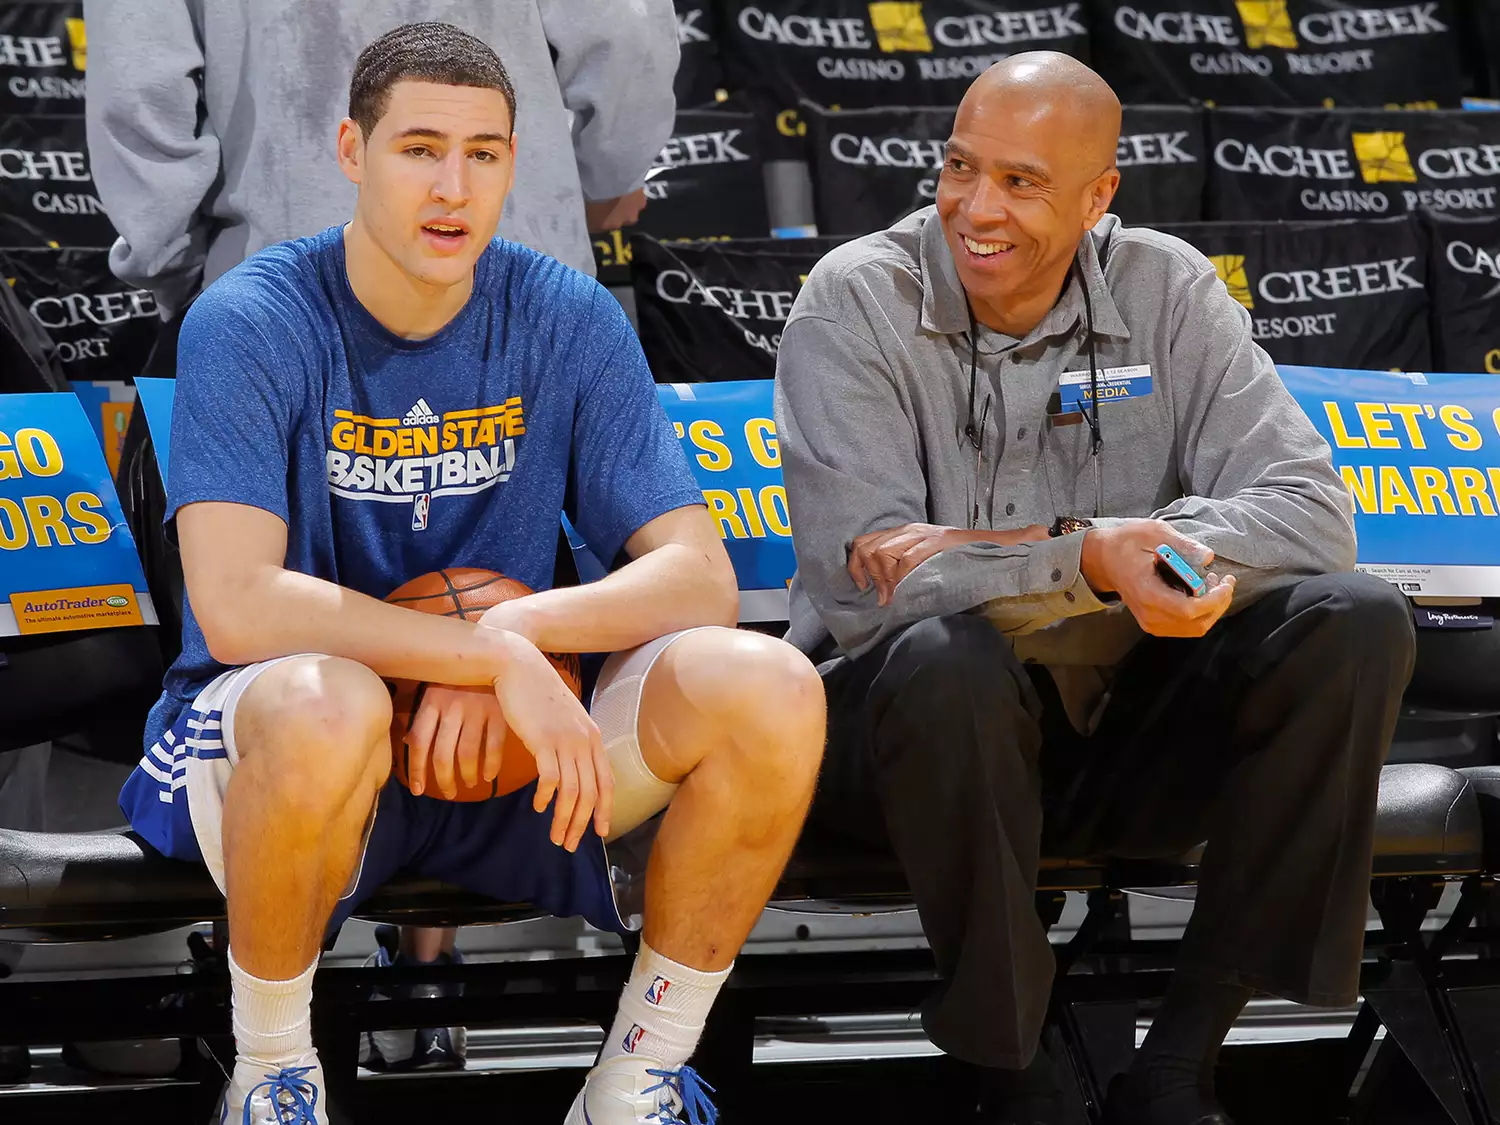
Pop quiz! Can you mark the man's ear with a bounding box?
[1081,168,1121,231]
[336,118,364,186]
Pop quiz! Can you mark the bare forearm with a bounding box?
[197,566,520,685]
[493,543,738,653]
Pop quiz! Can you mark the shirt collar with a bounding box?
[917,207,1132,348]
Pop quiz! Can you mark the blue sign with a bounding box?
[1278,366,1500,597]
[133,376,177,483]
[0,394,155,636]
[657,381,793,620]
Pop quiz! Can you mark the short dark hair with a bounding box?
[348,22,517,140]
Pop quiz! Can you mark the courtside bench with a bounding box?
[3,381,1500,1122]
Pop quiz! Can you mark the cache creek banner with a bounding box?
[675,1,725,107]
[1279,366,1500,597]
[591,107,769,285]
[0,1,86,116]
[717,0,1090,157]
[1086,0,1466,108]
[1420,212,1500,375]
[1207,107,1500,221]
[0,112,114,247]
[1161,216,1430,370]
[632,235,846,383]
[2,247,160,381]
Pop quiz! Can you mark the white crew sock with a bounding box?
[228,949,317,1066]
[599,942,732,1069]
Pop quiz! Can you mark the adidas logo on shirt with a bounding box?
[403,398,440,426]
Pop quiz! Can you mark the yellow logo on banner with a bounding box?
[64,17,87,71]
[1208,255,1254,309]
[10,583,143,635]
[1352,131,1418,184]
[1234,0,1298,49]
[868,3,932,52]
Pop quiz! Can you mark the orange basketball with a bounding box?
[385,568,583,801]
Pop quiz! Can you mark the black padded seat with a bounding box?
[1373,763,1483,875]
[0,764,1481,943]
[1455,766,1500,871]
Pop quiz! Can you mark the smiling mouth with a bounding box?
[962,235,1015,258]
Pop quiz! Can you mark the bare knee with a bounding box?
[668,629,826,799]
[234,655,393,808]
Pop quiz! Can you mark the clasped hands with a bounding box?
[849,518,1236,638]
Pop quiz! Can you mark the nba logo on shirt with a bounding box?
[645,976,672,1006]
[622,1024,646,1054]
[412,493,431,532]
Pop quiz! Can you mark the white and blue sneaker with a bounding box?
[357,926,466,1073]
[564,1056,719,1124]
[212,1052,326,1124]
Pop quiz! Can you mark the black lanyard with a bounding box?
[963,250,1103,521]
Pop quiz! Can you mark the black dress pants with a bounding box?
[810,572,1416,1069]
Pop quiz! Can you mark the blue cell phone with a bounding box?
[1154,544,1207,597]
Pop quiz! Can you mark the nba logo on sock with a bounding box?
[644,976,672,1006]
[622,1024,646,1054]
[412,493,431,532]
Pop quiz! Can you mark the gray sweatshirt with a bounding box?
[774,208,1356,719]
[82,0,679,314]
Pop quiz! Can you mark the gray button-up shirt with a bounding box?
[774,207,1355,724]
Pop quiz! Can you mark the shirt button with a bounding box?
[1064,591,1076,603]
[1017,426,1028,440]
[1005,502,1016,516]
[1051,568,1062,582]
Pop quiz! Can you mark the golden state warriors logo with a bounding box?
[1234,0,1298,49]
[868,2,932,52]
[1208,255,1254,310]
[1351,131,1418,184]
[325,396,526,519]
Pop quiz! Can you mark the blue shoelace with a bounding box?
[243,1065,320,1124]
[643,1066,718,1125]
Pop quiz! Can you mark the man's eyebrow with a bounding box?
[392,127,511,144]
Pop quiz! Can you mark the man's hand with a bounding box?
[1079,519,1236,638]
[403,599,540,801]
[584,188,649,232]
[488,635,612,850]
[404,684,508,799]
[849,523,1050,607]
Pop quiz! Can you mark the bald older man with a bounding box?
[776,54,1414,1125]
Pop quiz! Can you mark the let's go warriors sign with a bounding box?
[1088,0,1465,108]
[718,1,1089,155]
[1207,108,1500,221]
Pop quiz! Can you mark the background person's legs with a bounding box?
[812,614,1056,1071]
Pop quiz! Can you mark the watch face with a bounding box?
[1050,516,1093,538]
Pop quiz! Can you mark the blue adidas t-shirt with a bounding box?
[140,226,704,752]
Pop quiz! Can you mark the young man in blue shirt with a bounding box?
[116,23,825,1125]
